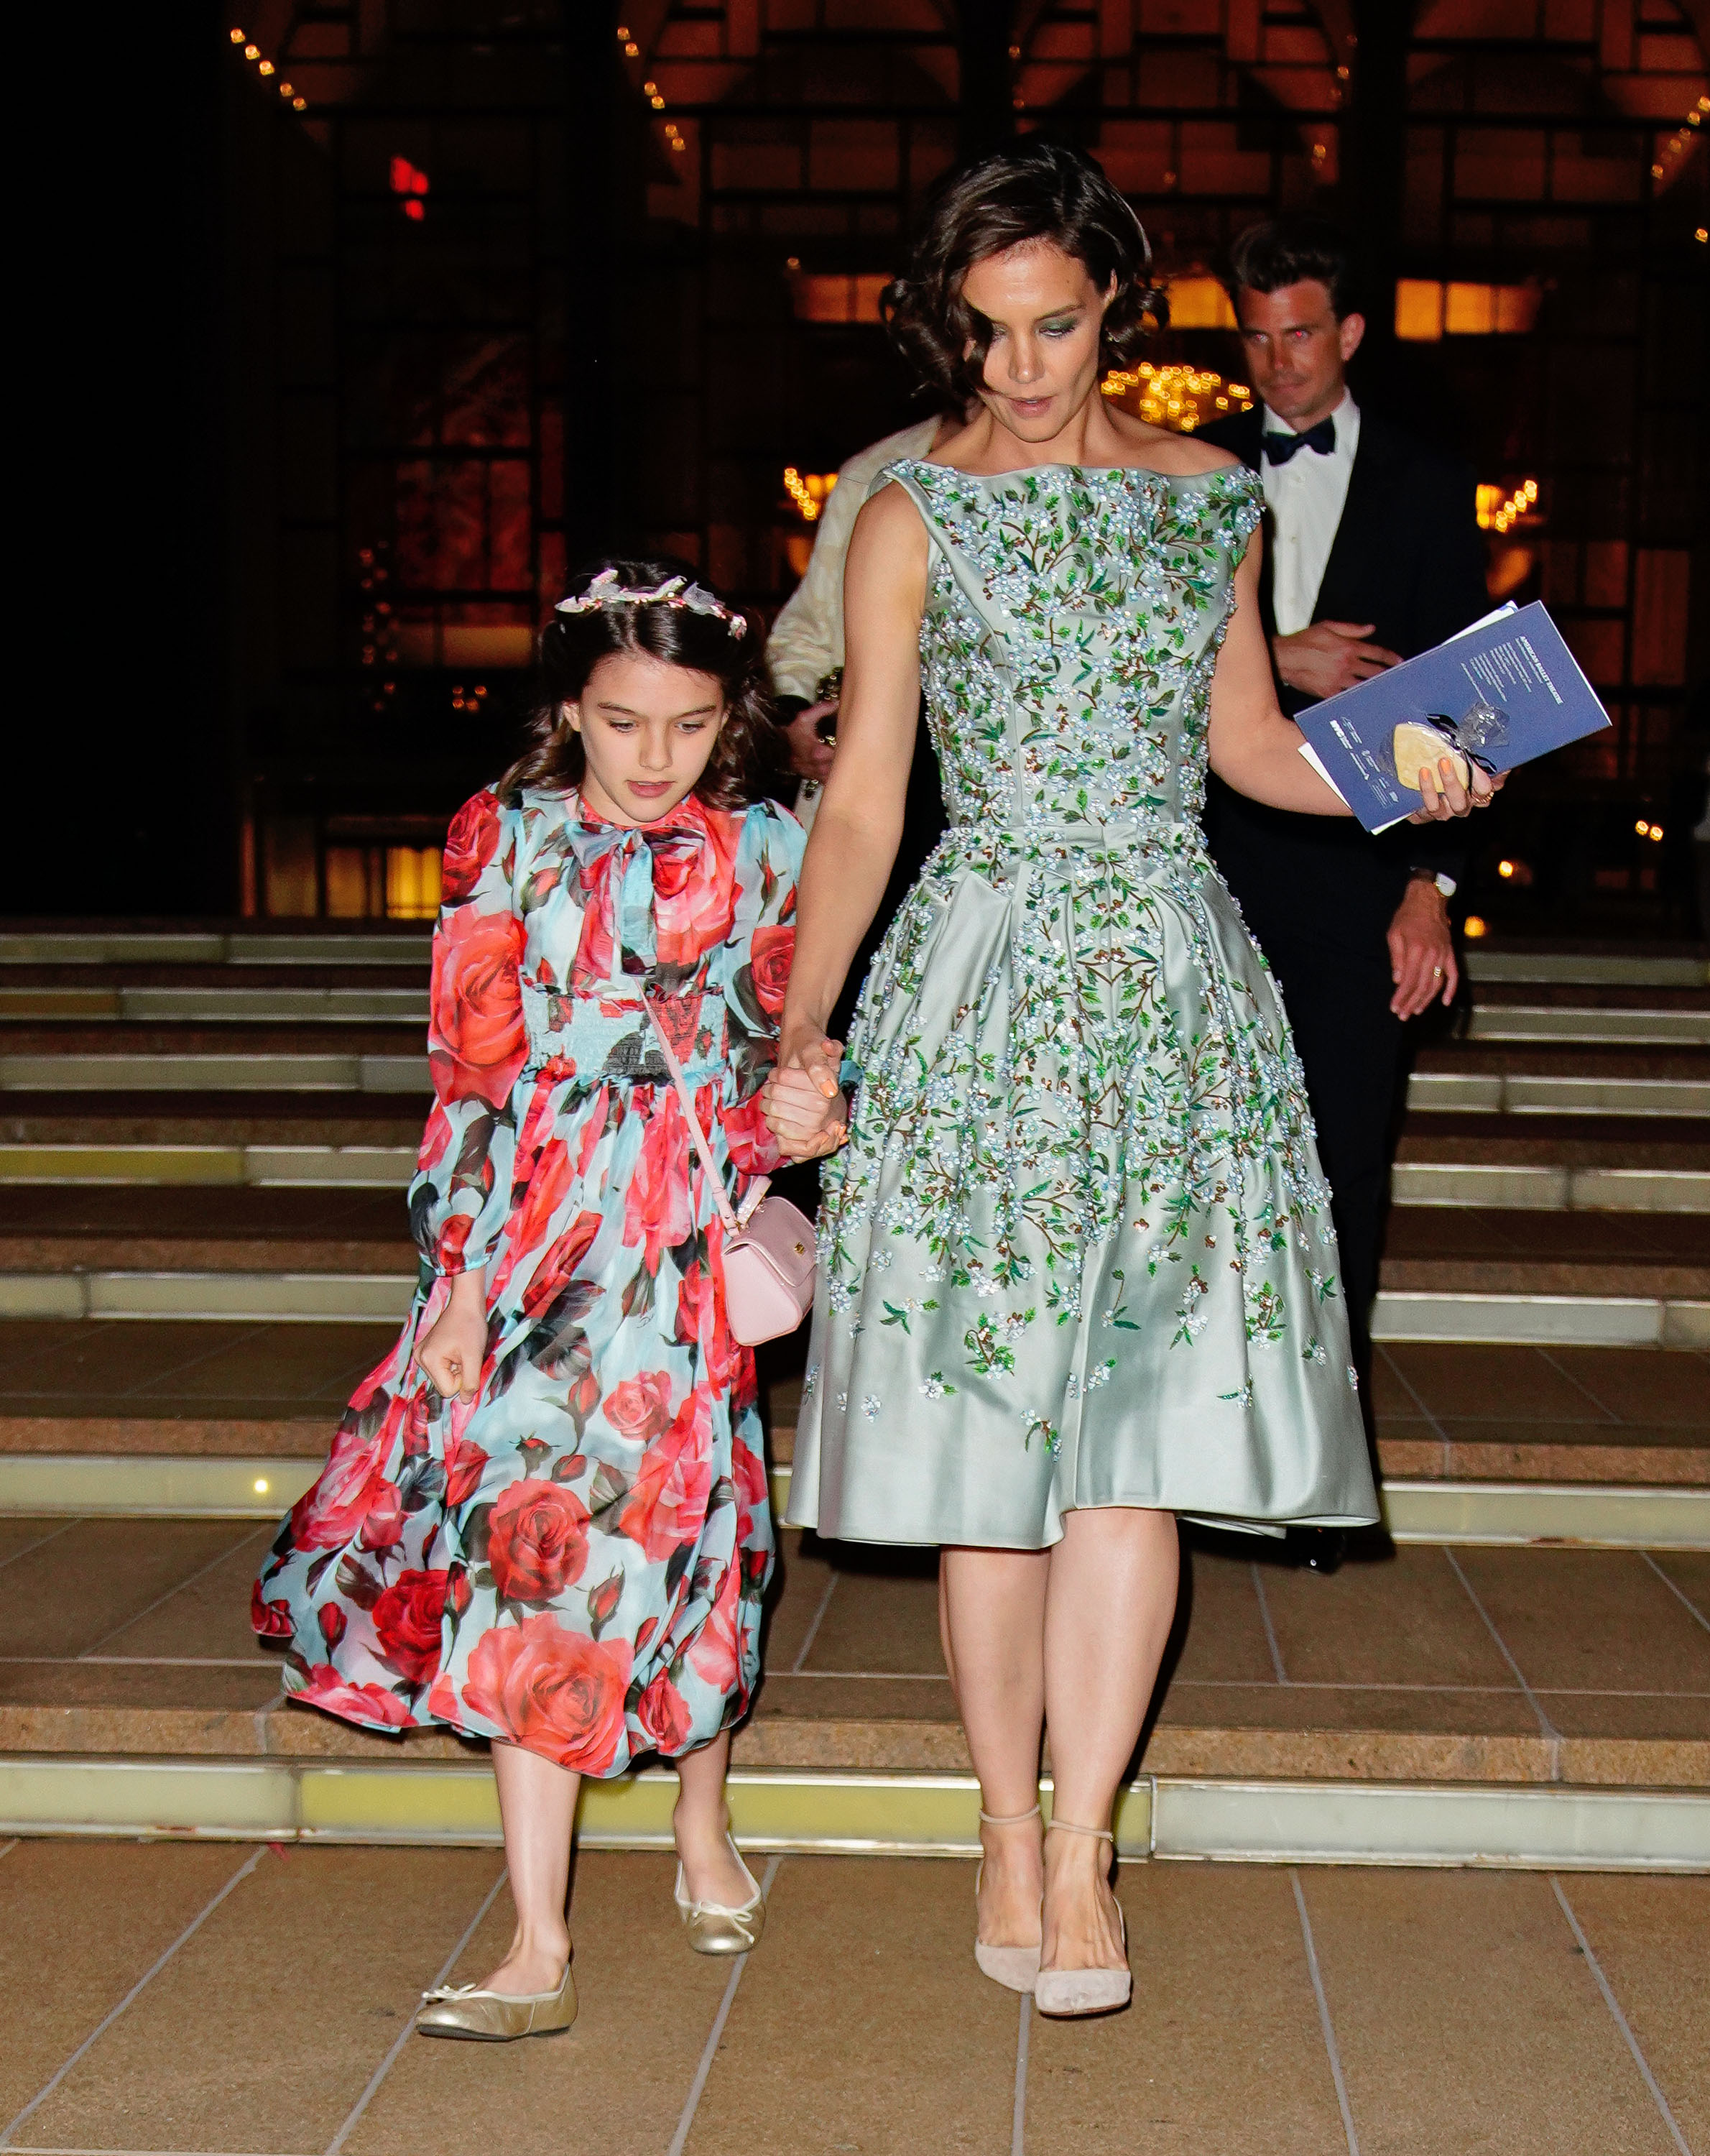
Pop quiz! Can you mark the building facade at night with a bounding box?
[154,3,1709,928]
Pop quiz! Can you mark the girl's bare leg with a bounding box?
[1040,1506,1179,1973]
[675,1727,759,1904]
[486,1739,579,1994]
[940,1545,1050,1948]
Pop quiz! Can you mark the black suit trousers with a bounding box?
[1256,926,1401,1378]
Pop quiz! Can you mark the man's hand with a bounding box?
[1387,876,1457,1019]
[778,699,838,784]
[1273,620,1401,700]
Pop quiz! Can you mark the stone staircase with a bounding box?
[0,924,1704,1867]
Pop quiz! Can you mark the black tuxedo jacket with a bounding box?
[1199,402,1489,959]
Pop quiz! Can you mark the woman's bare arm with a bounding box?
[1208,531,1497,820]
[775,483,928,1077]
[1206,531,1354,816]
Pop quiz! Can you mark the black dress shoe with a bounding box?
[1289,1527,1347,1575]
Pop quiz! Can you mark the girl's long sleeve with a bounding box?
[715,801,804,1179]
[408,791,529,1276]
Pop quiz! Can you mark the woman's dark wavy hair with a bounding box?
[882,140,1167,402]
[498,556,777,811]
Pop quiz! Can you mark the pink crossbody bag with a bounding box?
[644,1000,818,1345]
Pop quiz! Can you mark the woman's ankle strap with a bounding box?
[1045,1816,1114,1843]
[978,1803,1042,1827]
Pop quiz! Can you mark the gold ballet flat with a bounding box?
[673,1837,767,1955]
[415,1959,576,2042]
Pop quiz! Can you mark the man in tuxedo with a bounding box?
[1201,218,1490,1563]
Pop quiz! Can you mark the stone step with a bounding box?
[1408,1070,1709,1116]
[1391,1163,1709,1211]
[0,1273,1701,1343]
[6,1451,1703,1551]
[3,1054,1701,1115]
[1,1527,1704,1860]
[1394,1112,1709,1168]
[0,1097,423,1145]
[11,990,1701,1042]
[1,1324,1701,1487]
[0,986,430,1024]
[1466,948,1709,988]
[6,1756,1702,1869]
[5,1143,1701,1206]
[1465,1005,1710,1046]
[0,930,431,967]
[0,1143,419,1187]
[0,1052,430,1093]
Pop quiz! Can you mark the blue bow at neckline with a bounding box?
[564,800,709,971]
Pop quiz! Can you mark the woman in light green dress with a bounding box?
[762,144,1496,2017]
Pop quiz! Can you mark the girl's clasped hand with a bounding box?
[762,1036,849,1160]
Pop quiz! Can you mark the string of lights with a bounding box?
[1100,362,1252,433]
[616,22,685,153]
[1653,92,1707,197]
[226,25,307,113]
[1477,477,1539,535]
[783,468,838,522]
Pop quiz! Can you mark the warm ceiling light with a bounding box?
[279,80,292,95]
[1463,916,1487,938]
[244,42,259,57]
[1636,819,1650,835]
[292,96,306,109]
[229,25,245,42]
[258,57,274,73]
[1497,860,1515,877]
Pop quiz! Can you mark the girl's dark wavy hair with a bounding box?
[882,140,1167,402]
[497,556,776,811]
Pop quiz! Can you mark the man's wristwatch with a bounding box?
[1407,867,1457,899]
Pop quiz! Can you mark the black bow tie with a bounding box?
[1263,416,1336,465]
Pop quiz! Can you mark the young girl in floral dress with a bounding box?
[253,559,833,2042]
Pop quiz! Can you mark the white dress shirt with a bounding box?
[766,416,943,704]
[1260,389,1360,637]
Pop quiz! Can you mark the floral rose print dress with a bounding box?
[254,788,801,1774]
[787,460,1378,1549]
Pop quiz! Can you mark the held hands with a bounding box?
[780,699,839,784]
[1388,877,1459,1018]
[1274,621,1401,700]
[763,1033,849,1161]
[416,1270,488,1402]
[1407,757,1505,824]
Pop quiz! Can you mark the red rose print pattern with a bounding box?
[253,790,800,1777]
[372,1568,448,1686]
[486,1480,592,1603]
[463,1616,633,1774]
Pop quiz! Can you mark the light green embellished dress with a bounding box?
[786,459,1379,1549]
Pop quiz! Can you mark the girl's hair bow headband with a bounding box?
[556,567,748,637]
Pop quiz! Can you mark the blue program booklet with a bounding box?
[1293,601,1612,833]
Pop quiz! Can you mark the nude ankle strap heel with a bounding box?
[1035,1817,1131,2019]
[974,1802,1043,1994]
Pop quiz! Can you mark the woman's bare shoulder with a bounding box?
[1104,408,1242,475]
[850,474,931,552]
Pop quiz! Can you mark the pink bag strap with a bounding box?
[642,997,759,1239]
